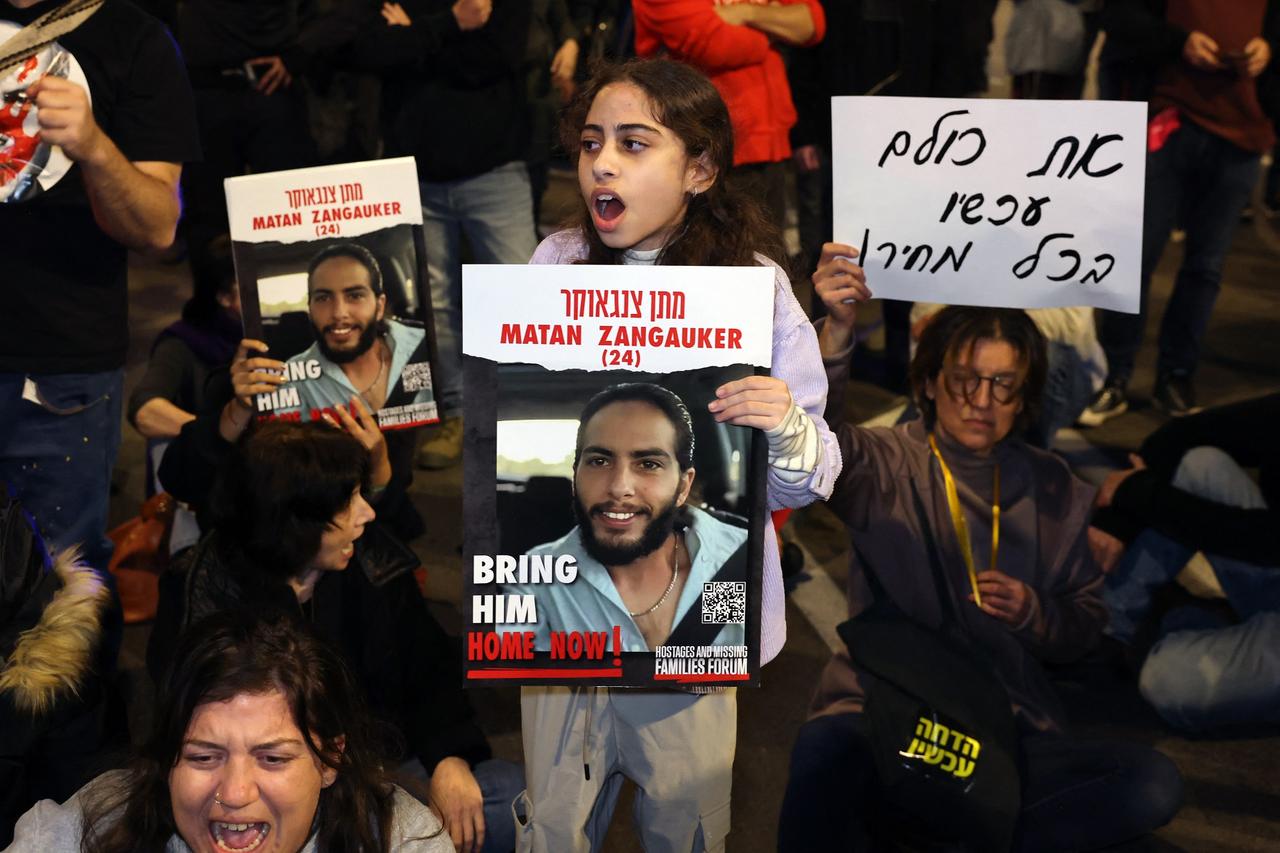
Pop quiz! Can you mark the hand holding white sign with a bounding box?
[812,242,872,357]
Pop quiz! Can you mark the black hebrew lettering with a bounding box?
[877,110,987,168]
[940,192,985,224]
[1027,133,1125,179]
[934,241,973,273]
[989,195,1019,226]
[1081,254,1116,284]
[859,228,973,274]
[1013,233,1074,279]
[1047,246,1083,281]
[916,110,987,166]
[878,131,910,168]
[939,192,1052,227]
[905,245,932,270]
[877,240,898,268]
[1012,233,1113,284]
[1021,196,1051,227]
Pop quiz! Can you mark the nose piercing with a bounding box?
[214,791,223,805]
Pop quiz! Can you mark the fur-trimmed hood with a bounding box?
[0,548,108,715]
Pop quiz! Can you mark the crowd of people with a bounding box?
[3,1,1279,851]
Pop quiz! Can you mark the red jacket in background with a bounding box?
[633,0,826,166]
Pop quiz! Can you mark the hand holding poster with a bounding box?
[226,158,439,430]
[833,97,1147,313]
[462,264,774,687]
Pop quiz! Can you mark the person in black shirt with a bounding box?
[1096,392,1280,731]
[356,0,537,470]
[0,0,200,664]
[177,0,319,251]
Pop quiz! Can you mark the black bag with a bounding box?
[836,479,1021,851]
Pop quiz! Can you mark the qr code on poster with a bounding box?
[402,362,433,392]
[701,582,746,624]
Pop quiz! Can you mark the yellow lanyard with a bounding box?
[927,433,999,608]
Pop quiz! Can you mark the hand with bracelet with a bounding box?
[221,339,285,442]
[709,375,823,484]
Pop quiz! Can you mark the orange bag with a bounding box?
[106,492,176,623]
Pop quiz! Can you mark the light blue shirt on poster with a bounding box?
[504,505,748,651]
[278,317,434,422]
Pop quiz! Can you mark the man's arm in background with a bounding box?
[30,75,181,253]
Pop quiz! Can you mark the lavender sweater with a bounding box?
[529,230,840,665]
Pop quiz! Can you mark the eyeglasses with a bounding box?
[943,368,1022,405]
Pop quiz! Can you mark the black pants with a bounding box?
[778,712,1183,852]
[183,81,317,250]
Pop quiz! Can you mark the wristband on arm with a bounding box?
[764,402,821,484]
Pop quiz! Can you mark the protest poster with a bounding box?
[226,157,439,429]
[832,96,1147,313]
[461,264,775,687]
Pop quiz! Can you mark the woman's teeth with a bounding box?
[211,821,269,852]
[595,194,624,221]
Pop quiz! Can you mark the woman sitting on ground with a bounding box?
[5,609,451,852]
[777,243,1184,852]
[127,236,242,445]
[149,420,518,853]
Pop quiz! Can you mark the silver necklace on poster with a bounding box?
[630,534,682,618]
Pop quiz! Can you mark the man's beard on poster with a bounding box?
[573,483,684,568]
[316,318,382,364]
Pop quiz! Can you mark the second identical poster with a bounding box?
[226,157,440,430]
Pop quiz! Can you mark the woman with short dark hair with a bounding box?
[777,244,1184,852]
[149,421,521,853]
[6,610,450,852]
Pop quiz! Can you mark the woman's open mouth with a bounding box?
[590,190,626,230]
[210,821,270,852]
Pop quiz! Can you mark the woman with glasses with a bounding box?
[776,243,1183,852]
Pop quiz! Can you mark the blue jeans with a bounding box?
[0,371,123,572]
[421,161,538,417]
[400,757,524,853]
[0,370,124,666]
[778,712,1181,852]
[1104,447,1280,730]
[1096,120,1261,384]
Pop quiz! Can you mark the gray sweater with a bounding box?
[3,771,455,852]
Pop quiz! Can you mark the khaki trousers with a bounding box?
[515,686,737,853]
